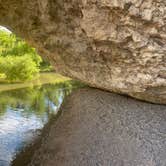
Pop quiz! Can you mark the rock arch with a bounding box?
[0,0,166,104]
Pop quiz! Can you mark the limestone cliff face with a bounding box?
[0,0,166,104]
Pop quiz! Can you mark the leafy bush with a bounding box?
[0,55,39,82]
[0,30,42,65]
[0,29,44,82]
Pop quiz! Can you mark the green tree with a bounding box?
[0,30,42,65]
[0,55,39,81]
[0,30,42,82]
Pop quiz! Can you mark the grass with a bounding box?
[0,72,71,92]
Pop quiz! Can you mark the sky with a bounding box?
[0,26,12,33]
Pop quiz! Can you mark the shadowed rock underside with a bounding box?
[0,0,166,103]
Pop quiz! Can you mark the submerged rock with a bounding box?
[29,88,166,166]
[0,0,166,103]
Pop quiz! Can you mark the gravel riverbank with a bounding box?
[29,88,166,166]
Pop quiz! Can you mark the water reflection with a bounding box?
[0,81,81,166]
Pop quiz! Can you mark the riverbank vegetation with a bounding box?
[0,27,82,92]
[0,29,52,82]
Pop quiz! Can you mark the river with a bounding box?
[0,80,82,166]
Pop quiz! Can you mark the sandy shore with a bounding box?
[29,88,166,166]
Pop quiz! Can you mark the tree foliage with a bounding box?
[0,55,39,81]
[0,30,42,82]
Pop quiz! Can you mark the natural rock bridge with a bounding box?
[0,0,166,104]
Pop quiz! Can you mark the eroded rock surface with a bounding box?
[29,88,166,166]
[0,0,166,103]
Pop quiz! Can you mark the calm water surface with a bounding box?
[0,81,81,166]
